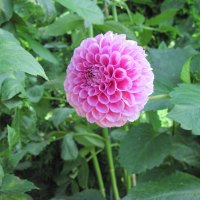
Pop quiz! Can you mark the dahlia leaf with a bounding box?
[119,124,172,173]
[0,174,38,195]
[61,134,78,161]
[145,47,196,111]
[95,21,136,40]
[21,33,59,64]
[123,172,200,200]
[0,0,13,25]
[168,84,200,135]
[56,0,104,25]
[39,13,83,37]
[0,29,48,80]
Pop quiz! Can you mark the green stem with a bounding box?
[91,148,106,198]
[149,94,170,101]
[89,25,94,37]
[124,170,131,192]
[103,128,120,200]
[112,3,118,22]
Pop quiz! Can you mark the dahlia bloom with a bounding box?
[64,31,154,127]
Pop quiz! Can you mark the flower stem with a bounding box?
[91,148,106,198]
[112,2,118,22]
[149,94,170,101]
[103,128,120,200]
[89,25,94,37]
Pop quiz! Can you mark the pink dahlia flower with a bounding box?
[64,31,154,127]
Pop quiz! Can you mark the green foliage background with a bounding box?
[0,0,200,199]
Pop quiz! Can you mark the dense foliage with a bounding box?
[0,0,200,199]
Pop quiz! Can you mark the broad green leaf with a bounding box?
[0,193,32,200]
[161,0,185,11]
[181,57,191,83]
[50,107,74,127]
[74,126,104,148]
[27,85,44,103]
[119,124,172,173]
[39,13,83,37]
[145,47,196,111]
[95,21,136,40]
[61,134,78,161]
[123,172,200,200]
[24,141,49,156]
[0,0,13,25]
[1,72,25,100]
[168,84,200,134]
[56,0,104,25]
[0,29,48,80]
[0,174,37,195]
[7,126,19,151]
[110,129,127,141]
[170,134,200,168]
[146,9,177,26]
[37,0,57,22]
[77,159,89,188]
[22,34,58,64]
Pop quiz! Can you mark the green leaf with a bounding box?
[24,141,49,156]
[56,0,104,25]
[0,193,32,200]
[0,0,13,25]
[22,34,58,64]
[181,57,191,83]
[51,107,74,127]
[170,133,200,168]
[0,164,4,186]
[52,189,105,200]
[123,172,200,200]
[61,134,78,161]
[145,47,196,111]
[1,72,25,100]
[7,126,19,151]
[119,124,171,173]
[161,0,185,11]
[0,174,37,195]
[74,126,104,148]
[95,21,136,40]
[146,9,177,26]
[168,84,200,134]
[27,85,44,103]
[39,13,83,37]
[37,0,57,22]
[0,29,48,80]
[77,159,89,189]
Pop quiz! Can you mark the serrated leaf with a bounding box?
[145,47,196,111]
[56,0,104,25]
[0,175,37,195]
[61,134,78,161]
[168,84,200,134]
[119,124,172,173]
[0,29,48,80]
[123,172,200,200]
[39,13,83,37]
